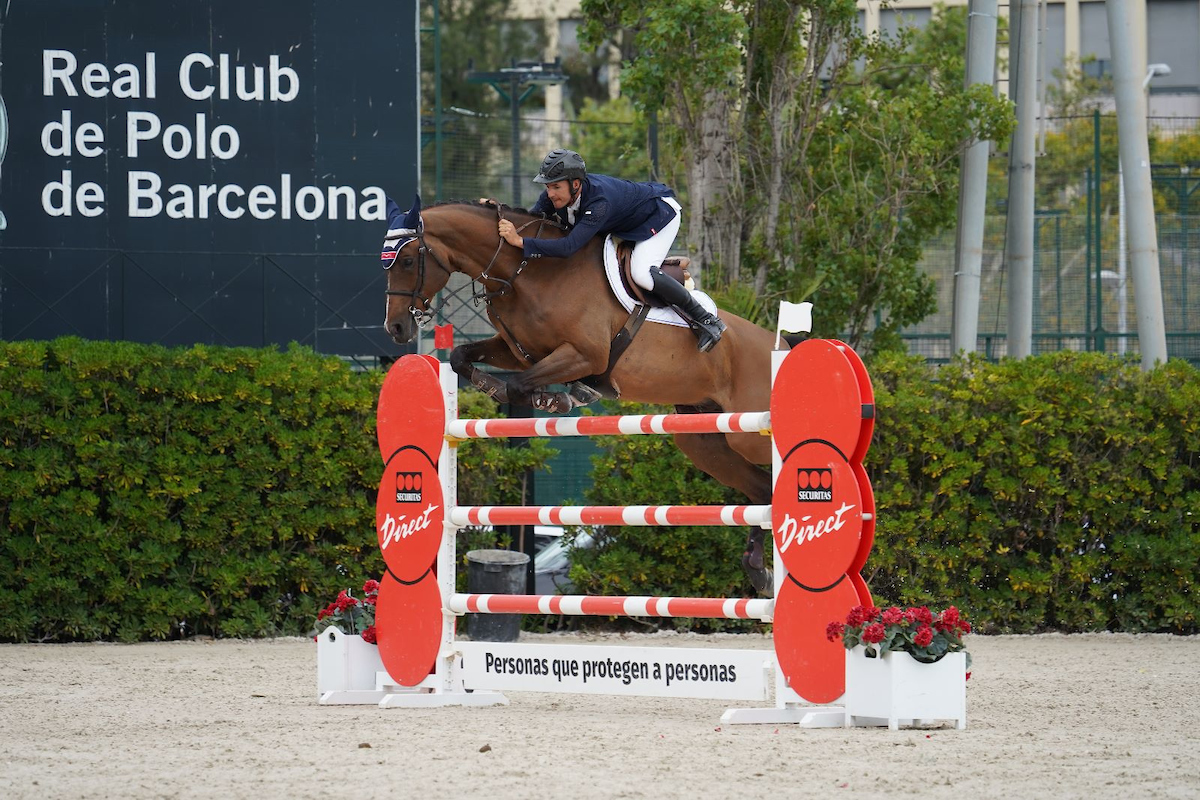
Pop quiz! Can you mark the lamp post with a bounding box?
[467,59,566,206]
[1117,62,1170,354]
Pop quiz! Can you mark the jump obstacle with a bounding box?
[321,335,880,726]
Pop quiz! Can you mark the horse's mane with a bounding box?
[429,199,559,226]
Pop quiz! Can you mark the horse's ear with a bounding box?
[402,194,422,232]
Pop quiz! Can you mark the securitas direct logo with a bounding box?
[395,471,423,503]
[797,468,833,502]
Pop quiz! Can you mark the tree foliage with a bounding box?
[581,0,1015,351]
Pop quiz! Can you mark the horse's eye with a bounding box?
[401,256,415,270]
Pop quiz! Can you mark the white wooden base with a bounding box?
[317,628,390,705]
[721,705,846,727]
[378,689,509,708]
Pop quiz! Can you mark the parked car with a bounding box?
[533,527,595,595]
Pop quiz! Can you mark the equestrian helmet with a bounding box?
[533,148,586,184]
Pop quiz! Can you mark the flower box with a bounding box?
[316,626,389,705]
[843,646,967,730]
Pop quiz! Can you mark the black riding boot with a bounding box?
[648,266,727,352]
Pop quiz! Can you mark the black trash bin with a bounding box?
[465,549,530,642]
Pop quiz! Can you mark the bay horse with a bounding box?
[382,198,782,594]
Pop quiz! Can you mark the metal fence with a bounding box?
[420,110,1200,365]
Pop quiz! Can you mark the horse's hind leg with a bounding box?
[671,431,774,596]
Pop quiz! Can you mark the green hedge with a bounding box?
[0,338,384,641]
[571,352,1199,634]
[4,340,1196,639]
[0,338,552,642]
[868,351,1199,633]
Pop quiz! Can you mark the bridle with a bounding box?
[382,203,567,329]
[382,219,453,329]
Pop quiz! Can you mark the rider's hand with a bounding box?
[498,219,523,249]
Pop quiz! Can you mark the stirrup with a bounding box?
[692,317,727,353]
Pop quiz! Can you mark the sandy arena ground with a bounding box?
[1,631,1198,799]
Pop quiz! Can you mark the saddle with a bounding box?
[613,240,692,308]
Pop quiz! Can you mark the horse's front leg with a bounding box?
[449,336,526,403]
[508,342,604,414]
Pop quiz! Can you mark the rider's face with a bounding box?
[545,179,578,209]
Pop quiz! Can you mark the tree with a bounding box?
[580,0,1014,351]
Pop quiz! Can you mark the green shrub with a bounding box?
[0,339,553,642]
[567,402,759,632]
[4,339,1194,639]
[569,353,1199,634]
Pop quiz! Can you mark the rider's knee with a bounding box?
[633,264,658,291]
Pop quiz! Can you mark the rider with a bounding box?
[496,148,727,353]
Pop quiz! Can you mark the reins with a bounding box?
[471,202,560,306]
[383,200,566,351]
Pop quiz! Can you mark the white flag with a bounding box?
[778,301,813,334]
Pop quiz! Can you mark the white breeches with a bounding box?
[630,196,682,291]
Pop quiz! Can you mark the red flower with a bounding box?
[830,604,972,672]
[334,590,359,611]
[317,607,331,620]
[935,606,962,633]
[360,625,377,644]
[363,579,380,595]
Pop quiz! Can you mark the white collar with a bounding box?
[566,189,583,225]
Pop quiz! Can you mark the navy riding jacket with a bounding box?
[522,173,677,261]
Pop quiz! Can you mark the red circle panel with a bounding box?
[828,340,876,465]
[772,441,862,587]
[848,461,876,577]
[773,577,861,704]
[771,340,862,460]
[377,355,445,463]
[376,572,441,687]
[376,447,444,581]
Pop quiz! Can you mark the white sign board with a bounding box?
[458,641,773,701]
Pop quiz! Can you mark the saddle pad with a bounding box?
[603,236,718,328]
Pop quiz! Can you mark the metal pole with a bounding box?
[1085,166,1092,348]
[1106,0,1169,368]
[1118,160,1128,354]
[1005,0,1039,359]
[511,76,521,206]
[433,0,443,202]
[1094,111,1104,352]
[950,0,999,355]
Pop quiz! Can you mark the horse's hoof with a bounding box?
[742,547,772,596]
[743,541,764,571]
[567,381,602,406]
[531,391,572,415]
[747,567,773,597]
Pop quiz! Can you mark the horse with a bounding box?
[382,198,784,594]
